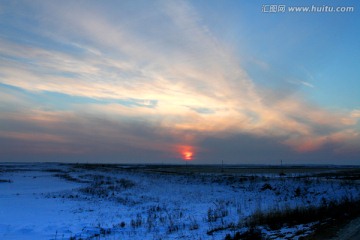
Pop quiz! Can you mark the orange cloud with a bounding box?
[0,0,359,159]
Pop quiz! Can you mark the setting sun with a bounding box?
[183,151,193,161]
[178,146,195,161]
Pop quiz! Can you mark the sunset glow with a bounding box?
[179,146,195,161]
[183,151,193,161]
[0,1,359,164]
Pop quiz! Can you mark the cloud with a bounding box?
[300,81,314,88]
[351,109,360,119]
[0,0,359,162]
[0,131,68,143]
[287,79,314,88]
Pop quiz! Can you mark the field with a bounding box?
[1,163,360,240]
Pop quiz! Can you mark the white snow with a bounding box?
[0,163,359,239]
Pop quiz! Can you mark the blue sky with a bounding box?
[0,0,359,164]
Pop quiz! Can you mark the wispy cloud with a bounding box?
[351,109,360,119]
[300,81,314,88]
[287,79,314,88]
[0,0,359,161]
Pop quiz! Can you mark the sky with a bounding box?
[0,0,359,165]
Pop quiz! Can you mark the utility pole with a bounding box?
[279,159,285,177]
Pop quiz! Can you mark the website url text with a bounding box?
[262,5,355,13]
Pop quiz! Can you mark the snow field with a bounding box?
[1,163,359,239]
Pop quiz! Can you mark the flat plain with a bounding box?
[1,163,360,240]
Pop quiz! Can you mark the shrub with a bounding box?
[247,197,360,230]
[225,227,262,240]
[189,218,199,230]
[0,179,12,183]
[260,183,273,191]
[131,213,143,228]
[207,201,229,222]
[116,178,135,189]
[294,187,301,197]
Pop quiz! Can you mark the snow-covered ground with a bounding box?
[0,163,359,240]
